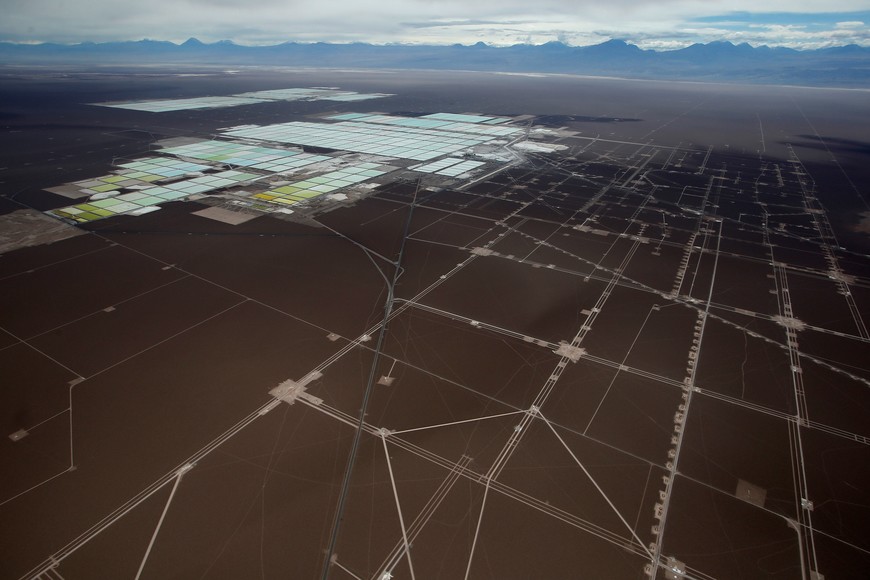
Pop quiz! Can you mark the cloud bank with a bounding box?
[2,0,868,50]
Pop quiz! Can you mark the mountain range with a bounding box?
[2,38,869,87]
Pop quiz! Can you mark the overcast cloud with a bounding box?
[3,0,868,50]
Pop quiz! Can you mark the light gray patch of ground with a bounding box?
[0,210,84,254]
[191,205,258,225]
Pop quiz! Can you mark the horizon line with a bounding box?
[3,37,869,53]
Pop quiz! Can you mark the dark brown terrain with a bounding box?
[1,67,868,579]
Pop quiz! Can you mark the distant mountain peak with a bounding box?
[538,40,570,51]
[181,37,204,47]
[582,38,642,54]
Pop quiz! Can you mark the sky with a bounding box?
[3,0,869,50]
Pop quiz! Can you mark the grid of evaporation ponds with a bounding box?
[94,88,391,112]
[410,158,486,177]
[235,88,393,102]
[317,93,394,102]
[252,163,392,206]
[99,96,268,113]
[48,170,259,223]
[235,88,342,100]
[69,173,162,195]
[116,157,214,178]
[224,121,495,161]
[421,112,513,124]
[162,140,330,173]
[327,114,520,137]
